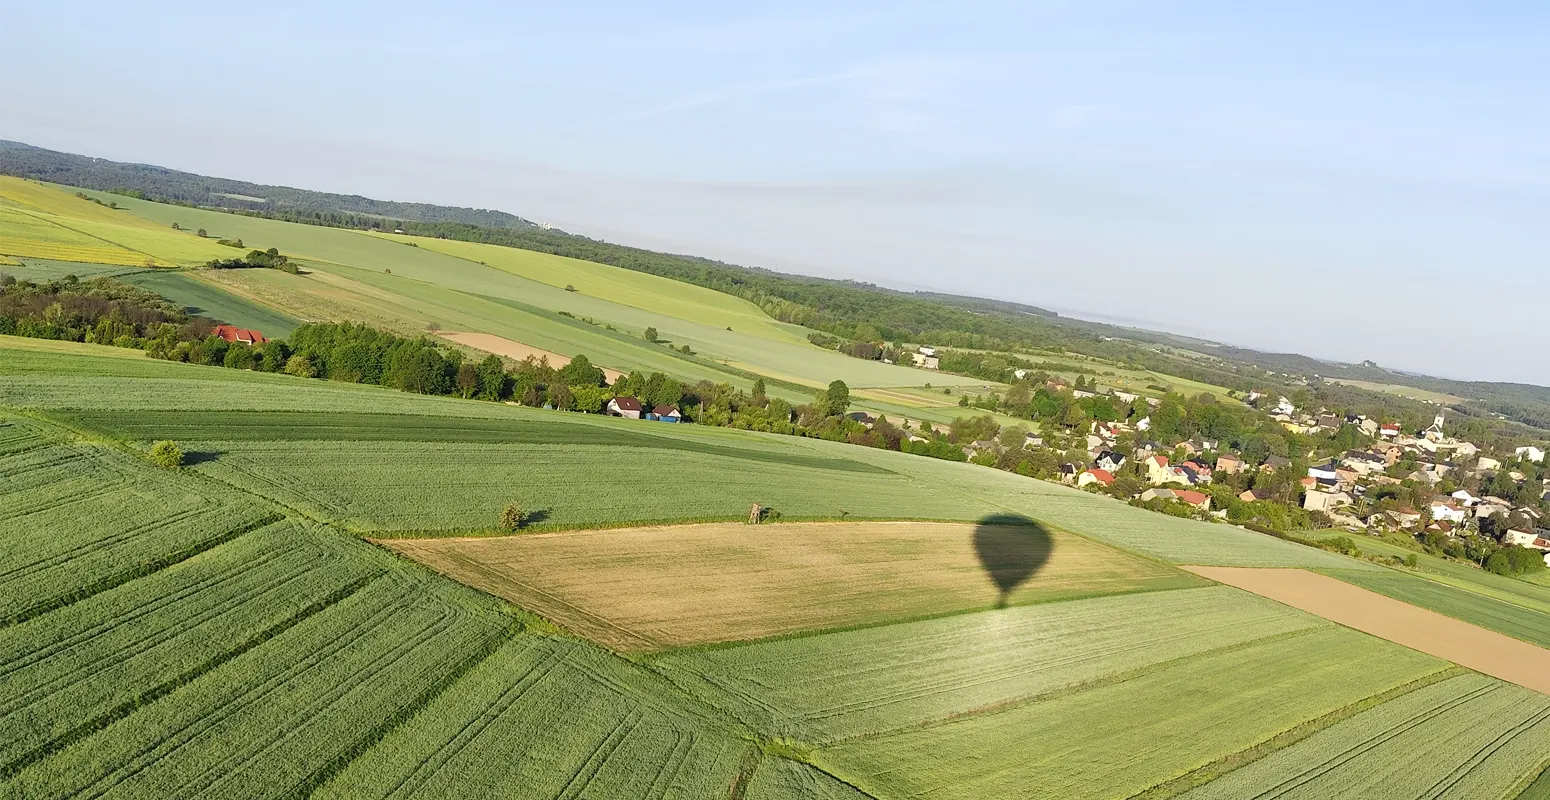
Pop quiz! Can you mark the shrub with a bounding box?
[500,503,526,532]
[149,440,183,468]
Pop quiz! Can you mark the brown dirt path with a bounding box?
[1186,566,1550,695]
[437,331,625,382]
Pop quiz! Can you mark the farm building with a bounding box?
[211,324,268,345]
[648,404,682,423]
[606,396,643,420]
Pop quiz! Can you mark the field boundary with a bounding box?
[821,624,1326,747]
[1126,665,1467,799]
[1187,567,1550,695]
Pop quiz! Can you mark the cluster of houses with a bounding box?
[909,346,940,371]
[1058,400,1550,562]
[605,396,682,422]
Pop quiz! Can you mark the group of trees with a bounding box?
[0,274,195,347]
[205,248,298,273]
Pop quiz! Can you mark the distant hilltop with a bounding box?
[0,140,540,231]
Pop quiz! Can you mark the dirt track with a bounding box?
[437,331,625,382]
[1186,566,1550,695]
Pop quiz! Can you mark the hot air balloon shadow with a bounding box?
[973,514,1053,608]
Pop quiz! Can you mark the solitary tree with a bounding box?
[643,326,659,343]
[196,228,208,238]
[819,380,850,417]
[500,503,527,531]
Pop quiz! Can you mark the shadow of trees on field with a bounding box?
[181,450,222,466]
[522,509,550,527]
[973,514,1053,608]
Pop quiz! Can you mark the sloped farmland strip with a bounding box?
[1175,673,1550,800]
[0,522,378,774]
[0,573,511,800]
[651,586,1322,742]
[816,627,1446,800]
[315,636,757,800]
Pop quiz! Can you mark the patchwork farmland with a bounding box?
[3,303,1549,794]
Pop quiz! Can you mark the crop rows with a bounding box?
[314,635,755,800]
[194,441,984,532]
[743,758,869,800]
[0,434,275,625]
[0,521,378,774]
[1177,673,1550,800]
[1,570,513,799]
[817,627,1446,800]
[652,586,1322,742]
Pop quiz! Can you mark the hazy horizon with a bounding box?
[6,1,1547,384]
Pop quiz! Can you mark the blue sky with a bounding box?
[6,1,1548,382]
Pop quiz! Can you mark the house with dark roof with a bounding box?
[648,404,682,422]
[606,396,643,420]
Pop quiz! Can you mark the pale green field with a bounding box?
[366,230,803,343]
[818,627,1445,800]
[1328,377,1467,405]
[0,179,232,266]
[82,187,980,390]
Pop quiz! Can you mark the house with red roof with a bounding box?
[1077,468,1115,489]
[211,325,268,345]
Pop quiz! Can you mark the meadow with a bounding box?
[1323,568,1550,648]
[381,521,1205,650]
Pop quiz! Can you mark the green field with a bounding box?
[1324,568,1550,648]
[653,587,1322,742]
[1178,673,1550,800]
[0,178,232,266]
[4,323,1548,798]
[817,627,1445,800]
[115,270,300,337]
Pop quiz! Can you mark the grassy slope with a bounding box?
[83,187,979,389]
[367,231,803,342]
[116,270,299,337]
[0,178,231,266]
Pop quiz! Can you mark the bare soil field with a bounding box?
[1187,566,1550,695]
[382,521,1205,652]
[437,331,626,382]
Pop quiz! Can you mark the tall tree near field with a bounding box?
[818,380,850,417]
[751,377,767,408]
[643,326,658,342]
